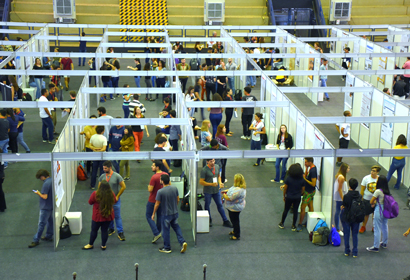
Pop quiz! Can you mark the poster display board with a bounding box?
[401,34,409,53]
[345,73,355,109]
[313,130,324,190]
[296,112,306,149]
[270,88,277,128]
[353,39,360,63]
[377,56,387,85]
[365,44,373,74]
[53,160,64,207]
[357,79,371,128]
[381,96,395,145]
[330,28,336,52]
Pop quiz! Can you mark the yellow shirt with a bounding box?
[83,126,97,149]
[394,144,408,160]
[276,69,285,80]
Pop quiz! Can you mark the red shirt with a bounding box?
[148,172,167,203]
[61,58,73,70]
[88,191,117,222]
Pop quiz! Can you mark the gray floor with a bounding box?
[1,59,410,280]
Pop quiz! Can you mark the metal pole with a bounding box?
[203,264,207,280]
[135,263,139,280]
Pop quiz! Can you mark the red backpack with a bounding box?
[77,164,87,181]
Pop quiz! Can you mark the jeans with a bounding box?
[228,210,241,238]
[103,80,113,99]
[281,197,301,226]
[33,209,53,242]
[205,83,215,101]
[170,139,179,151]
[386,158,406,189]
[122,105,130,118]
[251,140,262,164]
[225,109,233,133]
[210,113,222,137]
[29,81,39,98]
[342,221,359,256]
[0,139,8,167]
[145,78,152,99]
[220,159,227,183]
[334,200,343,231]
[180,78,188,94]
[108,149,120,173]
[90,160,104,189]
[246,76,256,87]
[89,220,110,246]
[109,198,123,233]
[157,77,166,99]
[162,213,185,250]
[41,117,54,142]
[134,76,141,87]
[78,49,86,66]
[320,79,329,99]
[111,77,119,88]
[228,77,235,93]
[146,201,161,236]
[34,78,43,99]
[204,191,228,221]
[89,74,96,87]
[274,157,288,181]
[242,114,253,137]
[373,204,388,248]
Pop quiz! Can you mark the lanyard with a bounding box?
[105,171,113,182]
[208,165,215,176]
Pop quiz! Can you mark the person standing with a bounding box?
[127,58,141,87]
[241,87,258,140]
[320,59,330,101]
[226,58,238,93]
[298,157,317,230]
[366,175,390,252]
[47,84,58,135]
[0,110,9,167]
[169,110,181,151]
[336,110,352,166]
[99,161,126,241]
[119,126,134,181]
[89,126,107,189]
[249,113,266,167]
[80,115,97,177]
[108,122,124,173]
[341,47,351,81]
[278,164,305,231]
[272,124,293,183]
[223,88,235,136]
[359,165,380,233]
[222,174,246,240]
[97,106,113,148]
[341,178,361,258]
[109,57,120,89]
[82,180,116,250]
[39,89,55,145]
[334,163,350,236]
[13,108,30,153]
[386,134,408,189]
[60,55,74,91]
[153,137,173,174]
[152,174,187,253]
[32,58,44,100]
[203,66,216,101]
[401,57,410,95]
[392,75,407,100]
[200,139,229,183]
[29,169,53,248]
[6,108,19,154]
[209,93,223,138]
[199,159,232,228]
[78,32,87,67]
[147,160,167,243]
[177,59,191,94]
[129,94,146,117]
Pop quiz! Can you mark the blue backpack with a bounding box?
[313,219,328,232]
[329,227,341,246]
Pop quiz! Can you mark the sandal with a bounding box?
[228,231,234,235]
[226,133,233,137]
[82,244,94,250]
[101,246,107,251]
[230,236,240,240]
[253,163,259,167]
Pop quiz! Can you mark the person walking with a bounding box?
[152,174,188,253]
[341,178,361,258]
[130,107,149,152]
[341,47,351,81]
[119,126,134,181]
[209,93,223,137]
[320,59,330,101]
[127,58,142,87]
[222,174,246,240]
[241,87,257,140]
[13,108,30,153]
[200,120,212,147]
[272,125,293,183]
[33,58,44,100]
[143,63,153,101]
[334,163,350,236]
[223,88,235,136]
[366,175,390,252]
[278,164,305,231]
[29,169,53,248]
[78,32,87,66]
[249,113,266,166]
[335,110,352,165]
[82,180,116,250]
[38,89,55,145]
[386,134,407,189]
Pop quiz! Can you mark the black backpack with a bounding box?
[234,89,242,101]
[345,196,366,223]
[23,92,32,101]
[190,59,198,70]
[180,195,190,211]
[173,159,182,167]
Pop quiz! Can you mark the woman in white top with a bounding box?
[334,163,350,236]
[367,175,390,252]
[249,113,266,167]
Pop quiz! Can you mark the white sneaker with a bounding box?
[247,137,251,140]
[240,136,247,140]
[224,179,228,183]
[338,230,344,236]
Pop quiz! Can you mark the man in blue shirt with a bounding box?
[109,122,125,173]
[29,169,53,248]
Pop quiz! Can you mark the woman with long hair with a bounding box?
[83,180,116,250]
[334,163,350,236]
[6,108,19,153]
[203,65,216,101]
[9,76,22,101]
[215,124,228,148]
[200,120,212,147]
[143,63,152,100]
[249,113,266,166]
[130,107,149,153]
[272,125,293,182]
[367,175,390,252]
[278,163,305,230]
[155,60,166,100]
[222,173,246,240]
[119,126,134,181]
[386,134,408,189]
[209,93,223,137]
[222,88,235,136]
[33,58,44,100]
[194,41,203,66]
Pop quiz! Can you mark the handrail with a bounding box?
[266,0,275,42]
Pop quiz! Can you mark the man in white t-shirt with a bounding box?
[335,110,351,166]
[359,165,380,233]
[89,125,107,189]
[97,106,113,150]
[249,112,265,166]
[38,89,55,144]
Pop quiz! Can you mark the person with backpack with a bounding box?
[341,178,363,258]
[334,163,350,236]
[386,134,408,190]
[359,165,380,233]
[367,175,390,253]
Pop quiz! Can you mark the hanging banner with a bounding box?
[381,97,395,145]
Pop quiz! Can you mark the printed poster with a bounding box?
[53,160,64,207]
[296,112,306,150]
[270,88,277,128]
[345,73,355,109]
[377,56,387,85]
[353,39,360,63]
[365,44,373,76]
[358,79,372,129]
[381,97,395,145]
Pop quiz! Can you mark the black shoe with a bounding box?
[108,228,115,236]
[41,236,53,242]
[118,232,126,241]
[278,222,285,229]
[209,218,212,227]
[28,241,40,248]
[159,247,172,253]
[26,151,31,153]
[223,220,233,228]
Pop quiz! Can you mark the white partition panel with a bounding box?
[321,142,335,227]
